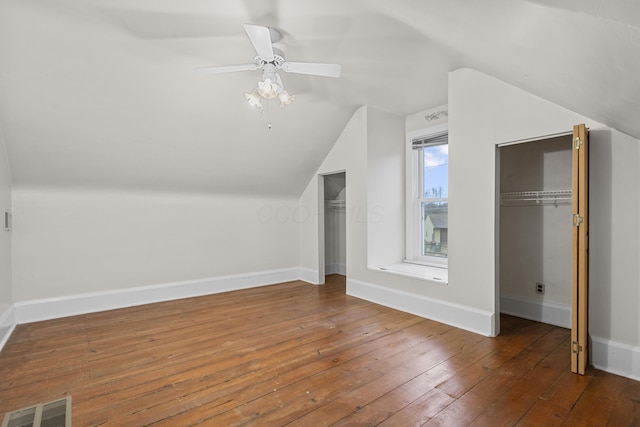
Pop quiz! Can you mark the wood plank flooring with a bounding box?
[1,275,638,426]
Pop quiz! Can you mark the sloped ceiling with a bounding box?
[0,0,638,196]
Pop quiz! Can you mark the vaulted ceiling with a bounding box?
[1,0,638,196]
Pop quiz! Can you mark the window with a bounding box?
[406,124,448,267]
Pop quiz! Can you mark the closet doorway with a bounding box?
[497,124,589,374]
[320,172,346,283]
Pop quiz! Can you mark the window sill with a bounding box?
[375,262,448,284]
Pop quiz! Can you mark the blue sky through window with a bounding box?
[423,144,448,198]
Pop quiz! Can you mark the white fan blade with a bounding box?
[281,62,341,78]
[243,24,274,61]
[196,64,258,74]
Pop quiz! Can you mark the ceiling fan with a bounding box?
[197,24,341,110]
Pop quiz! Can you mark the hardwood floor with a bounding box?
[1,275,638,426]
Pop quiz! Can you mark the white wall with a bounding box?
[299,105,494,335]
[366,107,406,267]
[300,105,409,282]
[11,188,300,301]
[406,107,449,134]
[589,129,640,348]
[299,106,368,284]
[0,124,13,335]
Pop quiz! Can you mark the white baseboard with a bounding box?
[500,294,571,328]
[300,266,346,284]
[14,267,301,324]
[347,278,494,336]
[0,305,16,353]
[299,267,321,285]
[6,271,640,383]
[591,335,640,381]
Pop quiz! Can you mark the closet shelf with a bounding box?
[500,189,572,206]
[326,199,346,209]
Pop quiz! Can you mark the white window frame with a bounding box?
[405,123,449,268]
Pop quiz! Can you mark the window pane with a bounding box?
[42,399,68,427]
[422,202,448,258]
[6,407,36,427]
[423,144,448,198]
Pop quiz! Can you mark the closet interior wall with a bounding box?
[499,136,573,326]
[324,172,346,276]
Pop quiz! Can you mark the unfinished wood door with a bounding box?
[571,123,589,375]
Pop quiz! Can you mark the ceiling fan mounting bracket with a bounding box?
[253,48,285,70]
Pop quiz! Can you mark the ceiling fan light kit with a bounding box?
[278,90,295,106]
[245,89,263,109]
[198,23,340,114]
[257,77,279,99]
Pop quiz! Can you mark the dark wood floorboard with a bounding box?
[1,275,638,426]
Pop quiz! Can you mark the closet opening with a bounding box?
[319,172,346,284]
[497,134,574,330]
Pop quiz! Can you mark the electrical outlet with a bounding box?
[536,282,545,295]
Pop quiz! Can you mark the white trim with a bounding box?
[14,268,301,324]
[317,175,326,284]
[405,123,449,266]
[375,263,448,284]
[591,335,640,381]
[347,278,494,336]
[500,294,571,328]
[496,130,573,148]
[299,267,322,285]
[0,305,16,353]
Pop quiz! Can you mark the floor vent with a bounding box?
[2,396,71,427]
